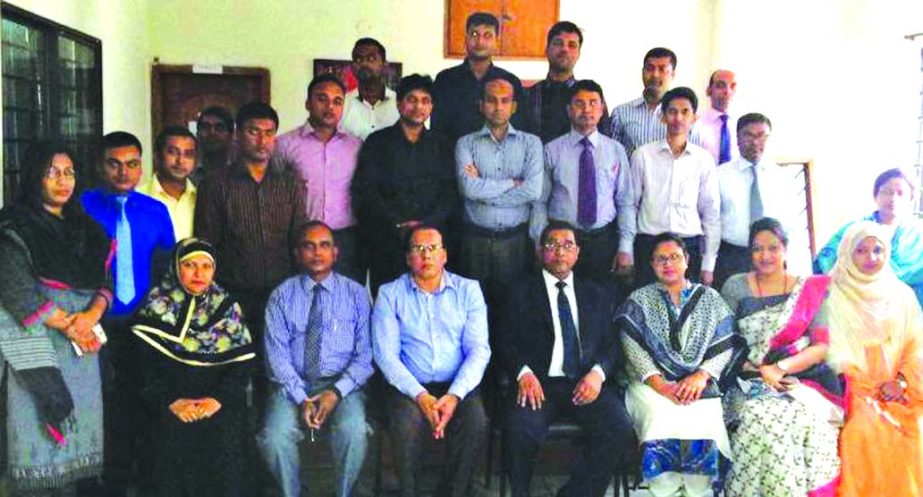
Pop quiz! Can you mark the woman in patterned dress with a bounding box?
[721,218,843,497]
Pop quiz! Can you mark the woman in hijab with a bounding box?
[132,237,255,497]
[0,143,111,495]
[825,221,923,496]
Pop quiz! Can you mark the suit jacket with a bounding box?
[498,272,619,383]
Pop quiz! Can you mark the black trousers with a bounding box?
[504,380,634,497]
[633,234,703,288]
[714,241,751,291]
[572,222,619,281]
[387,384,488,497]
[333,225,368,285]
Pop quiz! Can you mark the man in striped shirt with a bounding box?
[609,47,676,156]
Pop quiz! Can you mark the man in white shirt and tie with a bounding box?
[691,69,737,165]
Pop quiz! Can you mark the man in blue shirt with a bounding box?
[259,221,372,497]
[81,131,175,495]
[372,226,491,497]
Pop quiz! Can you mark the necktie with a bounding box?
[556,281,580,379]
[305,283,325,382]
[718,114,731,164]
[750,165,764,222]
[577,136,597,227]
[114,196,135,305]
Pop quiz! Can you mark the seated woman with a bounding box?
[0,143,111,495]
[131,238,255,497]
[616,233,739,497]
[825,221,923,497]
[814,168,923,308]
[721,218,843,497]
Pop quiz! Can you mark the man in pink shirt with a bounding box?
[691,69,738,165]
[273,74,365,283]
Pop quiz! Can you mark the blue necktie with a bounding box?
[115,196,135,305]
[305,283,325,382]
[718,114,731,164]
[577,136,597,227]
[556,281,580,379]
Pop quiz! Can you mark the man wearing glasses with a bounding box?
[498,221,633,497]
[372,226,491,497]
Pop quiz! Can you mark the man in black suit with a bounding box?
[498,220,634,497]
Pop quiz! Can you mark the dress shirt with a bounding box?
[273,121,361,229]
[264,272,373,405]
[717,157,790,246]
[622,140,721,271]
[372,271,491,400]
[521,76,613,144]
[431,60,524,143]
[81,189,175,316]
[455,125,543,230]
[691,107,738,165]
[530,129,631,240]
[194,163,307,292]
[339,88,400,140]
[609,96,666,157]
[138,175,197,240]
[351,123,457,242]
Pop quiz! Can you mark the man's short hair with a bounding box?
[353,37,386,61]
[406,225,443,251]
[643,47,677,70]
[546,21,582,47]
[101,131,142,156]
[397,74,434,101]
[568,79,605,104]
[293,220,336,248]
[660,87,698,113]
[154,126,197,154]
[539,220,579,247]
[479,74,517,100]
[235,102,279,131]
[466,12,499,33]
[197,106,234,133]
[307,73,347,100]
[736,112,772,133]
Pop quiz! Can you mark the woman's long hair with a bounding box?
[17,141,88,219]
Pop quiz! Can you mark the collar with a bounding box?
[542,75,576,87]
[299,120,347,141]
[700,107,730,123]
[656,139,692,158]
[629,96,657,110]
[542,269,575,290]
[407,270,454,294]
[348,87,395,104]
[151,174,197,197]
[567,128,599,147]
[476,123,520,140]
[230,161,277,181]
[301,272,336,293]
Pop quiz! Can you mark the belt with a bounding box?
[463,222,528,239]
[577,221,615,239]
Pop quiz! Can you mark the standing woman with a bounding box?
[131,237,255,497]
[721,218,843,497]
[0,143,111,495]
[826,221,923,496]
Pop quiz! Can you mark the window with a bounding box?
[2,4,101,205]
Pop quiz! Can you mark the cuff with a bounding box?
[619,236,635,257]
[591,364,607,383]
[22,301,57,328]
[701,252,718,272]
[517,366,534,381]
[288,386,308,406]
[698,366,719,380]
[640,371,660,383]
[333,376,356,399]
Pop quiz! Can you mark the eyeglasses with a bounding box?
[45,168,76,180]
[542,240,577,252]
[653,253,684,265]
[410,243,443,255]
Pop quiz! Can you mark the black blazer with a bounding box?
[497,272,619,383]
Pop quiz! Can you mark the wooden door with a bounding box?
[150,63,270,142]
[444,0,558,59]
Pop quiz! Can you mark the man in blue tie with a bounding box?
[499,221,634,497]
[81,131,175,496]
[691,69,738,165]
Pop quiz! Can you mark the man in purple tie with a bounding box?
[531,80,631,280]
[691,69,738,165]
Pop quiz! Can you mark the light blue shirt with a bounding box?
[531,128,633,240]
[455,125,543,230]
[372,271,491,400]
[264,272,373,405]
[609,96,667,157]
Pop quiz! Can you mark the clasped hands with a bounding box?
[302,390,340,430]
[517,370,603,410]
[416,391,459,440]
[649,370,711,404]
[46,308,102,353]
[169,397,222,423]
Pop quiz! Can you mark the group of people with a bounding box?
[0,11,921,497]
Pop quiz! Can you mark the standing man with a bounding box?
[609,47,676,157]
[195,105,235,180]
[499,221,634,497]
[692,69,738,165]
[456,75,543,308]
[531,80,631,279]
[432,12,524,144]
[715,113,787,288]
[81,131,176,495]
[616,87,720,287]
[520,21,612,144]
[273,74,365,283]
[260,221,372,497]
[340,38,400,140]
[373,226,490,497]
[139,125,198,240]
[352,74,457,295]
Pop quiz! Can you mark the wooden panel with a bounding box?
[445,0,557,60]
[445,0,502,58]
[775,159,817,276]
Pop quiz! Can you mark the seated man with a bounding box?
[372,226,490,497]
[259,221,373,497]
[499,221,634,497]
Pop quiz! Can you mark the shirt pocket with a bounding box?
[326,317,357,360]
